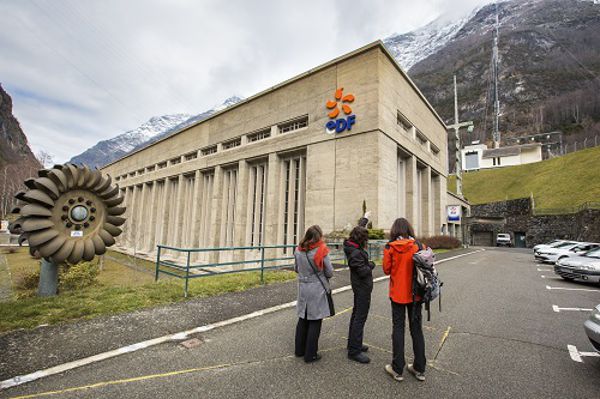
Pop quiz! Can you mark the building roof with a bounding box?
[102,41,447,169]
[482,143,541,159]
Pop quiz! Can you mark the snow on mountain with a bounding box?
[384,4,487,71]
[69,97,243,168]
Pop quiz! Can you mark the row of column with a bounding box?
[117,152,307,263]
[398,154,443,237]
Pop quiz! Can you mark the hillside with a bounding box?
[0,84,41,217]
[408,0,600,165]
[449,146,600,210]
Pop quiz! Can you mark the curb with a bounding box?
[0,248,485,391]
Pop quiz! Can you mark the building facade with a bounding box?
[101,42,449,261]
[462,142,542,171]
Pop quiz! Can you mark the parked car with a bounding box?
[554,247,600,284]
[535,242,599,264]
[533,240,576,253]
[496,233,512,247]
[584,304,600,352]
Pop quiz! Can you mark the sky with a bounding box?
[0,0,487,163]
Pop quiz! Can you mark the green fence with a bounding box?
[155,240,388,297]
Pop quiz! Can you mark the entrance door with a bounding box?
[514,232,526,248]
[472,231,493,247]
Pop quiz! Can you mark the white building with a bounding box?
[462,142,542,171]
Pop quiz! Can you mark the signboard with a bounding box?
[0,220,8,232]
[447,205,461,222]
[325,87,356,134]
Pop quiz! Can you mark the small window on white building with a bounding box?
[201,145,218,156]
[279,116,308,134]
[222,137,241,150]
[397,111,412,132]
[247,129,271,143]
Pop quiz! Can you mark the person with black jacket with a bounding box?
[343,214,375,364]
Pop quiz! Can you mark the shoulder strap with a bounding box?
[305,252,331,294]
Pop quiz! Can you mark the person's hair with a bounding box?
[389,218,415,241]
[349,226,369,248]
[299,225,323,250]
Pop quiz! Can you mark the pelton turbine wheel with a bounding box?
[9,163,126,264]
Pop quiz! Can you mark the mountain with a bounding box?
[401,0,600,155]
[69,96,243,168]
[0,84,41,217]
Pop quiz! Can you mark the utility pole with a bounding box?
[447,74,474,198]
[492,0,501,148]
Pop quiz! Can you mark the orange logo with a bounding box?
[326,88,355,119]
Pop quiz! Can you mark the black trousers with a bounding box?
[391,300,426,374]
[347,278,372,355]
[295,315,322,362]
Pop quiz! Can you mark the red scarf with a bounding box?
[297,240,330,270]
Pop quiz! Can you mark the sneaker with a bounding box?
[384,364,403,382]
[408,364,425,381]
[348,352,371,364]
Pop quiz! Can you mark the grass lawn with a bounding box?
[0,248,295,333]
[448,146,600,209]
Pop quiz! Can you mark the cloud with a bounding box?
[0,0,487,163]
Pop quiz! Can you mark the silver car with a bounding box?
[584,304,600,353]
[554,247,600,284]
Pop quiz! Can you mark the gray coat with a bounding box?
[295,248,334,320]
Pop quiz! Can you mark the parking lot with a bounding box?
[2,247,599,398]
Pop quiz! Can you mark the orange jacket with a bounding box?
[382,238,419,304]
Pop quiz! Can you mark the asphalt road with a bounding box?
[3,248,599,398]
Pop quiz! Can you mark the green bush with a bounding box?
[368,229,385,240]
[60,261,99,291]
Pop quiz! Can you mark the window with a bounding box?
[416,130,428,146]
[170,157,181,165]
[121,175,127,180]
[201,145,217,156]
[129,172,135,177]
[222,168,238,246]
[198,171,215,249]
[137,169,144,175]
[279,116,308,134]
[157,161,167,169]
[115,176,121,181]
[247,128,271,143]
[397,111,412,132]
[430,143,440,155]
[184,151,198,161]
[282,155,306,253]
[249,163,268,246]
[146,165,156,172]
[222,137,241,150]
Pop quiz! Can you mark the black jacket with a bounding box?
[343,240,375,280]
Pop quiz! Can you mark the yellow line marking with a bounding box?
[324,306,353,321]
[9,347,348,399]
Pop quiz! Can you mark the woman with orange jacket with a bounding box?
[382,218,426,382]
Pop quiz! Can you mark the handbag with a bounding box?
[305,252,335,317]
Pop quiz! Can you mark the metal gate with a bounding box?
[472,231,493,247]
[514,232,527,248]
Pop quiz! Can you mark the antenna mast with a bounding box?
[492,1,501,148]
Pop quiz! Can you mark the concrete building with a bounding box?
[101,41,449,262]
[462,142,542,171]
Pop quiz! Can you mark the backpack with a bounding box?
[412,242,443,321]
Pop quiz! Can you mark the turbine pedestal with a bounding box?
[38,258,59,297]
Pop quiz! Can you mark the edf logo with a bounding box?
[325,87,356,134]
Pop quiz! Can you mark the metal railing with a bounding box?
[155,240,388,297]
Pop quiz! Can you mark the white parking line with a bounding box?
[568,344,600,363]
[537,268,552,272]
[546,285,600,292]
[552,305,593,313]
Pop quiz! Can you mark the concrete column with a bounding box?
[210,166,224,248]
[265,153,281,258]
[432,174,442,236]
[405,155,419,232]
[172,174,185,249]
[421,166,432,237]
[189,170,202,249]
[128,186,138,252]
[135,183,148,252]
[233,160,249,266]
[147,181,159,254]
[158,178,170,246]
